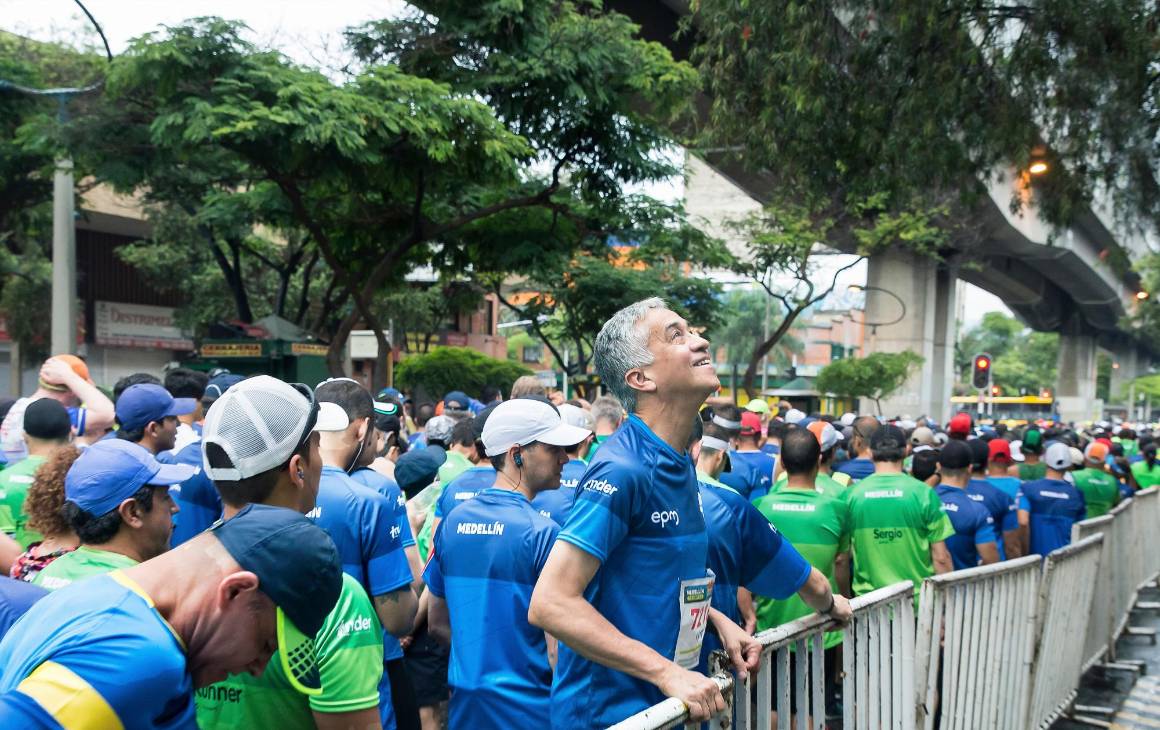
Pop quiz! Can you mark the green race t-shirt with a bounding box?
[1071,468,1121,518]
[31,545,139,590]
[438,450,474,487]
[770,472,848,499]
[1018,462,1047,481]
[196,573,384,729]
[752,484,850,649]
[1131,460,1160,489]
[845,472,955,599]
[0,455,45,548]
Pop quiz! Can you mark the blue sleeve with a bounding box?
[424,524,445,599]
[737,499,811,599]
[0,691,56,729]
[358,491,414,597]
[398,504,416,549]
[999,495,1018,532]
[557,460,637,563]
[975,516,997,545]
[1018,490,1029,511]
[530,521,561,576]
[67,407,86,437]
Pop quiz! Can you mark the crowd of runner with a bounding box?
[0,297,1154,729]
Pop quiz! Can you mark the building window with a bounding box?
[522,343,544,363]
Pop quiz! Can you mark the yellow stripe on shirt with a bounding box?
[16,661,124,730]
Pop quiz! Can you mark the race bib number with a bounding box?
[674,570,715,669]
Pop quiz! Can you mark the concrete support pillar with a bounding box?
[1056,314,1100,424]
[864,249,957,421]
[1107,345,1139,410]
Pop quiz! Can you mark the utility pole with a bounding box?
[51,154,77,355]
[760,290,771,394]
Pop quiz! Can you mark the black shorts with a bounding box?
[385,657,421,730]
[404,625,450,706]
[767,644,840,716]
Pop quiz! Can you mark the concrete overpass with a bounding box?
[612,0,1158,423]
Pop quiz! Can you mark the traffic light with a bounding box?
[972,353,992,390]
[991,385,1001,396]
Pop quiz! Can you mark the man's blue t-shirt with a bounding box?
[986,475,1023,502]
[835,458,875,482]
[425,488,559,730]
[434,466,496,519]
[0,571,196,729]
[0,577,45,644]
[761,442,780,457]
[698,480,809,669]
[1018,478,1087,556]
[552,415,710,728]
[531,458,586,526]
[348,466,416,666]
[728,450,777,501]
[967,479,1017,559]
[158,440,221,548]
[312,465,414,729]
[936,485,997,570]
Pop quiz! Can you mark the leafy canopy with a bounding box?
[395,346,532,401]
[815,351,924,414]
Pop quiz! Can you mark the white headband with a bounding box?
[711,415,741,430]
[701,436,730,451]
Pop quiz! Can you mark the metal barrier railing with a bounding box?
[1027,533,1105,728]
[1131,488,1160,590]
[913,555,1041,730]
[1070,514,1116,670]
[607,581,915,730]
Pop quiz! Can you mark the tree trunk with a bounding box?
[742,303,808,398]
[206,236,253,323]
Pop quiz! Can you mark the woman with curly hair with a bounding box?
[10,445,80,582]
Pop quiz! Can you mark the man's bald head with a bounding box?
[852,416,880,457]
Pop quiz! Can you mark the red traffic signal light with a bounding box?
[991,385,1001,396]
[972,353,992,389]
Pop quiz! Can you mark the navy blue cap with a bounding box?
[442,391,470,411]
[211,503,342,639]
[65,439,196,515]
[204,373,245,401]
[395,444,446,498]
[377,387,407,403]
[116,383,196,431]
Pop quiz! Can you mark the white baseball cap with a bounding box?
[839,412,856,427]
[482,399,592,457]
[557,403,595,432]
[1045,442,1073,471]
[202,375,349,481]
[785,409,806,425]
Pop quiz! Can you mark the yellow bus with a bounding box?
[949,395,1057,428]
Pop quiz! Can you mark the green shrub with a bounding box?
[395,347,534,401]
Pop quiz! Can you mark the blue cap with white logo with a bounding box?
[65,438,195,515]
[116,383,196,431]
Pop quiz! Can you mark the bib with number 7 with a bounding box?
[673,569,715,669]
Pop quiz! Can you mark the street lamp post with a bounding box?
[846,284,907,347]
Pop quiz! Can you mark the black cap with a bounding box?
[211,503,341,638]
[870,424,906,452]
[939,440,973,470]
[24,398,72,440]
[395,445,446,498]
[967,438,989,469]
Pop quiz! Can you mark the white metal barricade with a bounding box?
[1108,498,1143,651]
[1071,514,1116,670]
[1027,533,1104,728]
[1132,487,1160,589]
[608,581,915,730]
[913,555,1041,730]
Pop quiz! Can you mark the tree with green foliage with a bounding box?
[395,347,532,403]
[691,1,1160,243]
[375,282,484,355]
[80,2,699,390]
[956,311,1058,395]
[711,288,804,372]
[816,351,924,415]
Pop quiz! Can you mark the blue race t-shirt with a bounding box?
[434,466,496,519]
[761,443,780,457]
[727,450,777,501]
[935,485,997,570]
[986,475,1022,501]
[835,458,875,482]
[0,577,45,644]
[158,440,221,548]
[552,415,710,729]
[531,459,586,526]
[0,571,195,730]
[1018,478,1087,556]
[967,478,1017,560]
[698,480,810,670]
[425,488,559,730]
[312,465,414,730]
[348,466,416,667]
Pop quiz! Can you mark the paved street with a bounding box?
[1059,584,1160,729]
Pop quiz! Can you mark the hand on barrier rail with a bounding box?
[709,608,762,679]
[656,662,726,722]
[828,594,854,624]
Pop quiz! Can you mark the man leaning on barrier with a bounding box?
[529,298,762,728]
